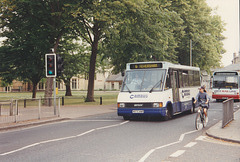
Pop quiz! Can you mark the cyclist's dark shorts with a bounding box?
[202,105,209,109]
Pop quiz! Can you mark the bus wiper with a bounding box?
[149,79,162,93]
[124,83,131,93]
[150,73,164,93]
[122,74,131,93]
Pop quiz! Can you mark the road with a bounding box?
[0,101,239,162]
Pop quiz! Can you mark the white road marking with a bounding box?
[0,121,129,156]
[196,135,207,141]
[169,150,186,158]
[69,120,123,122]
[184,142,197,148]
[138,130,197,162]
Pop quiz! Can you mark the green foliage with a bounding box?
[102,0,184,73]
[0,0,73,98]
[0,0,225,100]
[57,34,91,96]
[168,0,225,72]
[100,0,225,73]
[58,35,90,80]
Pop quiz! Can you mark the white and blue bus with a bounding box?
[117,61,200,120]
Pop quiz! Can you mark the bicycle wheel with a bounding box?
[202,114,208,128]
[195,112,203,130]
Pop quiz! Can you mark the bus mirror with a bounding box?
[121,72,125,77]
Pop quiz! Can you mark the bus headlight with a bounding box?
[153,102,163,108]
[118,103,125,108]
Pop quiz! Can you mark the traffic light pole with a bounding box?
[45,53,57,115]
[53,77,57,115]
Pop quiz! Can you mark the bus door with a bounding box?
[171,70,180,112]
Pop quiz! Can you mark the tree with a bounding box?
[0,0,74,98]
[102,0,225,74]
[168,0,225,72]
[57,35,91,96]
[101,0,184,73]
[0,1,50,98]
[67,0,182,101]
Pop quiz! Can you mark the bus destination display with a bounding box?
[130,63,162,69]
[214,72,238,76]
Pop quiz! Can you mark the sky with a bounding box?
[206,0,239,67]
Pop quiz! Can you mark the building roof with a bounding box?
[214,63,240,72]
[106,73,124,82]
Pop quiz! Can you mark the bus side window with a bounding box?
[166,72,171,89]
[189,71,194,86]
[194,71,200,86]
[178,70,183,88]
[182,71,188,87]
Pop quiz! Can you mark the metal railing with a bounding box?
[222,98,234,128]
[0,97,61,124]
[0,96,106,125]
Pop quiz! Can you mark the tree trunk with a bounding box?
[85,26,99,102]
[85,48,97,102]
[44,77,53,105]
[65,78,72,96]
[32,82,38,98]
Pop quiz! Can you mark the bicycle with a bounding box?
[195,103,208,130]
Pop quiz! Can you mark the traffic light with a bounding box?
[45,54,56,77]
[56,54,64,77]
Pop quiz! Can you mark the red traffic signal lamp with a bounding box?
[45,54,56,77]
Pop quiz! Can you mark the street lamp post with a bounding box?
[190,39,192,66]
[190,33,211,66]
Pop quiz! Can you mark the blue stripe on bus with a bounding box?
[118,107,167,117]
[118,100,193,117]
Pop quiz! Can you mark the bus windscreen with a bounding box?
[213,72,238,88]
[122,69,166,92]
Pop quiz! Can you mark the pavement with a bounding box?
[206,108,240,144]
[0,104,239,144]
[0,104,117,131]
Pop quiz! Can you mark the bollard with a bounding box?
[14,100,18,123]
[48,98,51,107]
[10,99,13,116]
[38,98,41,120]
[58,97,61,117]
[16,100,18,115]
[24,99,26,108]
[62,96,64,106]
[100,97,102,105]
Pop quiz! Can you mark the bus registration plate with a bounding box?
[132,110,144,114]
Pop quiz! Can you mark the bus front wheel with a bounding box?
[164,105,173,120]
[190,98,195,113]
[123,116,130,120]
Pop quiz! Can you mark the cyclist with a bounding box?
[202,84,211,108]
[194,86,209,122]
